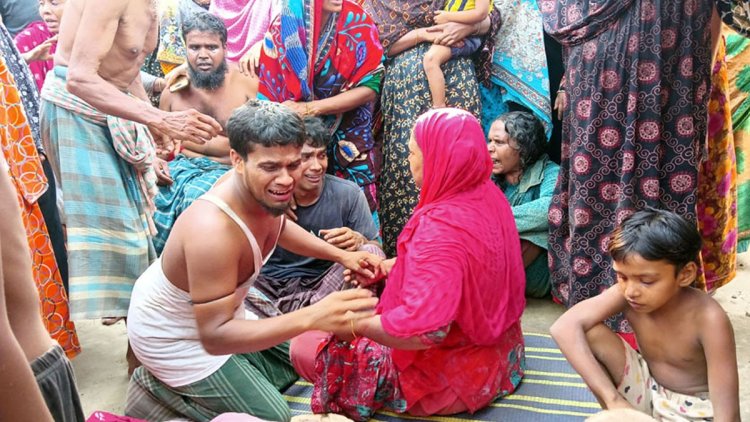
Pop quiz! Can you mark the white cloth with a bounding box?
[127,194,282,387]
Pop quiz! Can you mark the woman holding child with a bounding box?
[291,109,527,421]
[369,0,499,255]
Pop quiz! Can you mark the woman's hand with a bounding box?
[433,10,450,25]
[554,90,567,120]
[344,257,394,287]
[430,22,474,47]
[21,35,57,63]
[163,63,188,89]
[239,41,263,76]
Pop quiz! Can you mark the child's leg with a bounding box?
[584,324,629,406]
[423,44,453,108]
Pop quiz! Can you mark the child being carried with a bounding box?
[423,0,492,108]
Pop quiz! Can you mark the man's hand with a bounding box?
[21,36,57,63]
[148,109,222,146]
[153,158,173,186]
[284,196,298,221]
[307,289,378,334]
[321,227,365,251]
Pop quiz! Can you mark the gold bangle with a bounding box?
[349,316,358,340]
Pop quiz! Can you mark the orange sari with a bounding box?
[0,57,80,358]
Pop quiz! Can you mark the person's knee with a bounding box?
[423,52,440,70]
[359,243,385,258]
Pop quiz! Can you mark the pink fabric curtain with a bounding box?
[209,0,280,62]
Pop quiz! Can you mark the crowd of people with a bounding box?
[0,0,748,421]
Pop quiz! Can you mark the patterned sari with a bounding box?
[542,0,714,333]
[725,26,750,252]
[480,0,552,136]
[698,37,737,292]
[0,56,79,358]
[366,0,484,255]
[258,0,384,212]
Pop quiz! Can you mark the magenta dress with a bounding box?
[13,21,55,91]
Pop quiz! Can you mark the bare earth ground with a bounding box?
[73,252,750,420]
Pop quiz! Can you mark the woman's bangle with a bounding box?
[414,29,422,47]
[349,316,359,340]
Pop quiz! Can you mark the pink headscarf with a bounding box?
[209,0,280,62]
[378,108,526,345]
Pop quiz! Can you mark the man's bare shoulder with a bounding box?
[228,67,259,97]
[172,198,243,258]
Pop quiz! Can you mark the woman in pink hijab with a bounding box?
[291,108,527,421]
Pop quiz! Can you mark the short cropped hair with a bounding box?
[227,100,306,158]
[302,116,330,149]
[608,208,702,271]
[494,111,546,170]
[182,12,228,46]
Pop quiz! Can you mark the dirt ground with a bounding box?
[72,253,750,419]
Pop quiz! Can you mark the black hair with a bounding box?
[302,116,330,149]
[494,111,546,169]
[608,208,702,272]
[182,11,228,46]
[227,100,306,158]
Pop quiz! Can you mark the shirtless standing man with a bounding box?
[154,11,258,253]
[39,0,222,327]
[126,101,381,421]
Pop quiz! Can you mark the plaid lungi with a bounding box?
[126,342,298,422]
[40,71,156,319]
[153,154,230,254]
[246,244,385,318]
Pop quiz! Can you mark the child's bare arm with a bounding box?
[700,304,740,422]
[550,286,630,408]
[434,0,490,25]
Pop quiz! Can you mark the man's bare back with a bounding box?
[55,0,157,92]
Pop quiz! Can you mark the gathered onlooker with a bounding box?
[367,0,495,255]
[246,116,383,318]
[291,108,526,421]
[488,112,559,298]
[14,0,64,91]
[257,0,385,223]
[542,0,750,338]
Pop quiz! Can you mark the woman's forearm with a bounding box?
[310,86,376,115]
[388,28,427,57]
[356,316,429,350]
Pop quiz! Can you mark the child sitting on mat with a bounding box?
[550,208,740,421]
[423,0,491,108]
